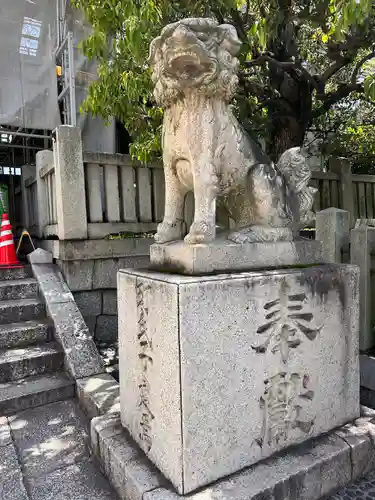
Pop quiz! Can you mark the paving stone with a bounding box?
[27,458,118,500]
[0,443,29,500]
[9,399,89,477]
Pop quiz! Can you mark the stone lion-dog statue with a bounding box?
[148,18,317,245]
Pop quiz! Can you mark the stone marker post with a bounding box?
[329,157,354,228]
[316,208,350,263]
[53,125,88,240]
[35,150,54,238]
[351,225,375,351]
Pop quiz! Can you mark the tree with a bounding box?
[72,0,375,163]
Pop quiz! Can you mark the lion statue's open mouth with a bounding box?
[148,18,241,104]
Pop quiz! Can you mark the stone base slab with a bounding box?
[118,265,359,494]
[150,240,325,275]
[90,407,375,500]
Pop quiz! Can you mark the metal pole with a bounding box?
[0,129,51,140]
[56,0,61,47]
[68,32,77,126]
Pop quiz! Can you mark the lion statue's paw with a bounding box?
[184,221,215,245]
[155,220,184,243]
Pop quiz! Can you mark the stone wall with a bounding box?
[41,238,152,342]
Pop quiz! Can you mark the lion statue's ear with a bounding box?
[148,36,162,66]
[217,24,242,56]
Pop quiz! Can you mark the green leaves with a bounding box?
[73,0,375,162]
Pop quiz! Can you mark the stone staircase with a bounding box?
[0,266,74,415]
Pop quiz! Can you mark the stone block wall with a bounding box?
[41,239,152,343]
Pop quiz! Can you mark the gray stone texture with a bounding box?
[0,372,75,416]
[93,256,150,289]
[0,342,63,382]
[30,260,105,379]
[91,415,167,500]
[74,290,102,317]
[36,150,54,238]
[96,315,118,342]
[103,290,118,315]
[0,321,50,350]
[48,301,105,379]
[118,264,360,494]
[316,208,350,264]
[28,248,53,264]
[150,240,325,275]
[76,373,120,419]
[32,263,74,304]
[27,459,117,500]
[0,444,29,500]
[0,298,45,325]
[92,409,375,500]
[9,399,89,478]
[0,278,38,301]
[83,315,97,336]
[58,259,94,291]
[0,416,11,447]
[54,125,88,240]
[351,225,375,351]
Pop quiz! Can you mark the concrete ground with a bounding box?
[0,399,118,500]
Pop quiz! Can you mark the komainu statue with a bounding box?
[148,18,317,244]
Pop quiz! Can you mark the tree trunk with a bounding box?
[265,7,313,162]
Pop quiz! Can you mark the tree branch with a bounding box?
[313,83,364,118]
[320,57,350,82]
[244,55,321,90]
[351,50,375,84]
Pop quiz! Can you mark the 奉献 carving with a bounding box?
[252,289,322,363]
[148,18,317,245]
[256,371,315,447]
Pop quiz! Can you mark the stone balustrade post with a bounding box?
[329,157,354,227]
[21,163,36,230]
[53,125,88,240]
[351,225,375,351]
[315,208,350,263]
[35,150,53,238]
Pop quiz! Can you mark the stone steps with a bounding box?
[0,371,75,415]
[0,297,45,325]
[0,342,64,382]
[0,320,52,350]
[0,266,33,281]
[0,278,38,301]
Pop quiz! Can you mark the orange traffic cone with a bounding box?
[0,214,20,267]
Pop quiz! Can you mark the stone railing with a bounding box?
[33,125,194,240]
[83,152,165,239]
[23,174,38,235]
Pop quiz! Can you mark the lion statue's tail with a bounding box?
[276,147,317,228]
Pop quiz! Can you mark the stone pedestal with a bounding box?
[118,264,360,495]
[150,240,325,275]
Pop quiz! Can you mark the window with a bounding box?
[19,17,42,57]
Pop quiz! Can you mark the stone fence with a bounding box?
[23,125,195,241]
[316,208,375,352]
